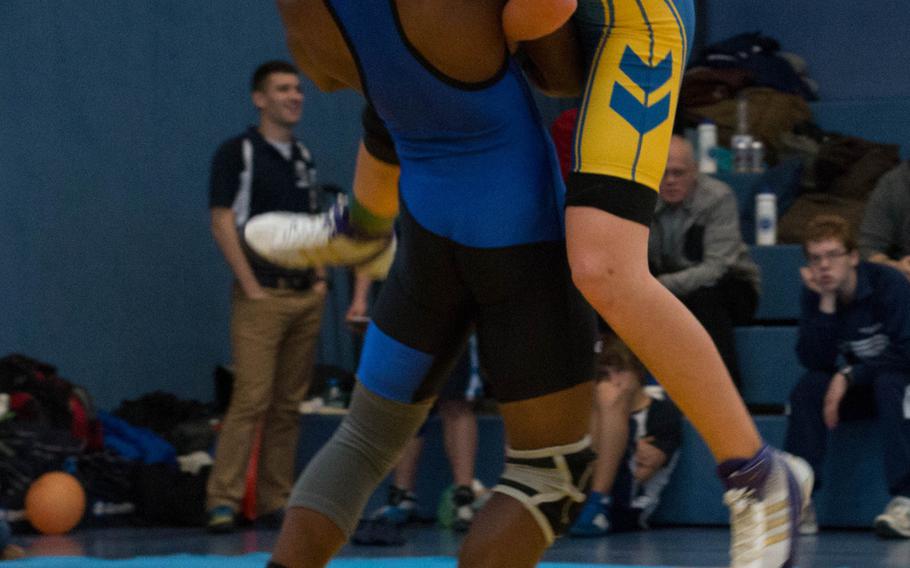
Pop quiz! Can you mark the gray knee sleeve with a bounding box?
[494,436,595,544]
[287,383,432,536]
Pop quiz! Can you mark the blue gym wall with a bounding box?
[0,2,363,409]
[704,1,910,154]
[1,2,908,410]
[705,1,910,101]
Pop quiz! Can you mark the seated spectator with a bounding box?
[570,333,682,537]
[859,161,910,281]
[648,135,761,387]
[785,214,910,538]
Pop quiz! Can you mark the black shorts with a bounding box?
[369,204,597,404]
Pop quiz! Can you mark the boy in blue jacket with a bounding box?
[786,214,910,538]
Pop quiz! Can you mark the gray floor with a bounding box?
[14,524,910,567]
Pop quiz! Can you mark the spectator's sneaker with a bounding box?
[207,505,236,534]
[874,496,910,539]
[243,198,394,271]
[719,446,813,567]
[798,498,818,536]
[369,485,420,526]
[451,485,476,532]
[569,494,610,537]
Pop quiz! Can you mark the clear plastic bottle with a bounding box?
[731,96,754,173]
[750,139,765,173]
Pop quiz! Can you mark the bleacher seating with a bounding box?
[749,244,804,321]
[735,326,801,408]
[735,244,805,408]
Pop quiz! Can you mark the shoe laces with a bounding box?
[724,487,765,565]
[281,212,335,247]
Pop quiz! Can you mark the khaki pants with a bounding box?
[207,284,326,515]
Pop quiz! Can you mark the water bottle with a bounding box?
[731,96,753,173]
[0,393,8,419]
[755,193,777,245]
[697,122,718,174]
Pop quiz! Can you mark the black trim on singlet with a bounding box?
[361,104,400,165]
[565,172,660,227]
[387,0,509,91]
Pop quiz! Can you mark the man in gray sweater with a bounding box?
[648,135,761,387]
[860,161,910,281]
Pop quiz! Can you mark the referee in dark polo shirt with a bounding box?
[206,60,330,533]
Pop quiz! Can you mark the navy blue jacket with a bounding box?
[796,261,910,385]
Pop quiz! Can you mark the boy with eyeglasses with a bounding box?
[785,214,910,538]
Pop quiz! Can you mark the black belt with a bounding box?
[256,272,316,291]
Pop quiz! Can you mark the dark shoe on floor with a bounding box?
[451,485,475,532]
[256,508,286,530]
[207,505,236,534]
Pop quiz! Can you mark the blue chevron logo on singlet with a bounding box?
[610,46,673,135]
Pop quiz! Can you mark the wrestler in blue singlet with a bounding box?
[324,0,595,405]
[327,1,563,248]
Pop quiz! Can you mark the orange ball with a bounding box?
[25,472,86,535]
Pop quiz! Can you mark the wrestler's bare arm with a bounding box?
[277,0,359,92]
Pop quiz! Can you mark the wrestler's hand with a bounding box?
[502,0,577,43]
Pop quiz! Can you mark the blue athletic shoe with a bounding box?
[569,493,610,537]
[369,485,420,526]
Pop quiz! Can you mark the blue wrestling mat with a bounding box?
[2,554,677,567]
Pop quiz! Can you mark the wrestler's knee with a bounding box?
[567,247,625,309]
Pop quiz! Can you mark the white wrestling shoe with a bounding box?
[720,447,814,568]
[243,200,395,273]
